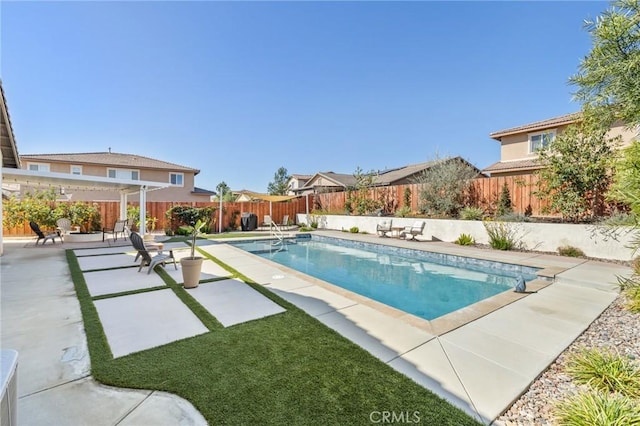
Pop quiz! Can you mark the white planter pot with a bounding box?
[181,257,203,289]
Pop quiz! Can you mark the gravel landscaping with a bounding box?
[497,292,640,425]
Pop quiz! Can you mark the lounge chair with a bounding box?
[261,215,272,230]
[376,219,393,237]
[102,219,128,242]
[130,232,177,274]
[400,221,426,241]
[56,218,72,242]
[280,215,289,230]
[29,221,59,245]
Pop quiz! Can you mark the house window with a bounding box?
[70,165,82,175]
[27,162,50,172]
[529,130,555,152]
[107,168,139,180]
[170,173,184,186]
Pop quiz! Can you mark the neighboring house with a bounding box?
[286,174,312,196]
[19,151,215,202]
[291,158,482,195]
[483,112,639,177]
[233,190,261,202]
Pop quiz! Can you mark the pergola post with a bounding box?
[119,192,127,220]
[139,185,147,237]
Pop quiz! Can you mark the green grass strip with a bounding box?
[91,285,168,301]
[66,250,114,363]
[66,249,481,425]
[155,266,223,331]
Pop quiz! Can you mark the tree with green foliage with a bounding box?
[534,116,618,222]
[346,167,381,215]
[496,182,513,217]
[608,141,640,216]
[570,0,640,129]
[570,0,640,315]
[267,167,290,195]
[415,156,478,217]
[215,181,235,202]
[2,189,58,229]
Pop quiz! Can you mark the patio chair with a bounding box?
[124,217,135,238]
[399,221,426,241]
[280,215,289,230]
[29,221,59,245]
[261,215,272,230]
[130,232,177,274]
[102,219,128,242]
[56,218,72,242]
[376,219,393,237]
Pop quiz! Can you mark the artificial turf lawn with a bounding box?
[66,249,481,425]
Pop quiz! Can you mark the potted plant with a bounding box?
[180,219,207,289]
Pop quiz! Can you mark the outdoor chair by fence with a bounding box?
[29,221,59,245]
[400,221,426,241]
[103,219,128,242]
[261,215,272,230]
[124,217,135,239]
[56,218,72,242]
[376,219,393,237]
[280,215,289,230]
[130,232,177,274]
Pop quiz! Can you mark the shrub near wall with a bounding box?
[296,214,636,261]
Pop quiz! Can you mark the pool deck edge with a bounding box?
[210,231,630,424]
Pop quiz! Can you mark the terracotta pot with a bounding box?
[180,257,203,289]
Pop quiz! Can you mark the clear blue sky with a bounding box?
[1,1,608,193]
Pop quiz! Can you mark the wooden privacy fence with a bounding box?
[3,197,311,237]
[2,175,568,236]
[313,175,555,217]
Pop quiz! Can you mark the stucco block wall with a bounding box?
[296,214,636,261]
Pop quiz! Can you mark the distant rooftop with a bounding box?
[490,112,582,140]
[20,152,199,174]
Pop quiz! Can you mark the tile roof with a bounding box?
[294,158,482,193]
[318,172,358,187]
[482,159,543,174]
[490,112,582,140]
[19,152,199,173]
[377,159,440,184]
[192,187,216,195]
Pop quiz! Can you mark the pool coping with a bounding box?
[221,232,570,336]
[203,230,629,424]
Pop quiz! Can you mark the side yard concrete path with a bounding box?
[0,241,207,426]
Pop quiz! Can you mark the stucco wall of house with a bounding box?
[296,214,636,261]
[19,160,207,202]
[499,121,637,163]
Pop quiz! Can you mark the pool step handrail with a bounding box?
[270,221,285,244]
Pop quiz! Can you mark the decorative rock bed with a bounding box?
[497,293,640,425]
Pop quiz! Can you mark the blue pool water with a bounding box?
[230,236,538,321]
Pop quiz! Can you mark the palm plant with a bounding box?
[181,219,207,259]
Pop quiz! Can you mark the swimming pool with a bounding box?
[230,236,539,321]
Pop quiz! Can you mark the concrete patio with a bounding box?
[0,232,632,424]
